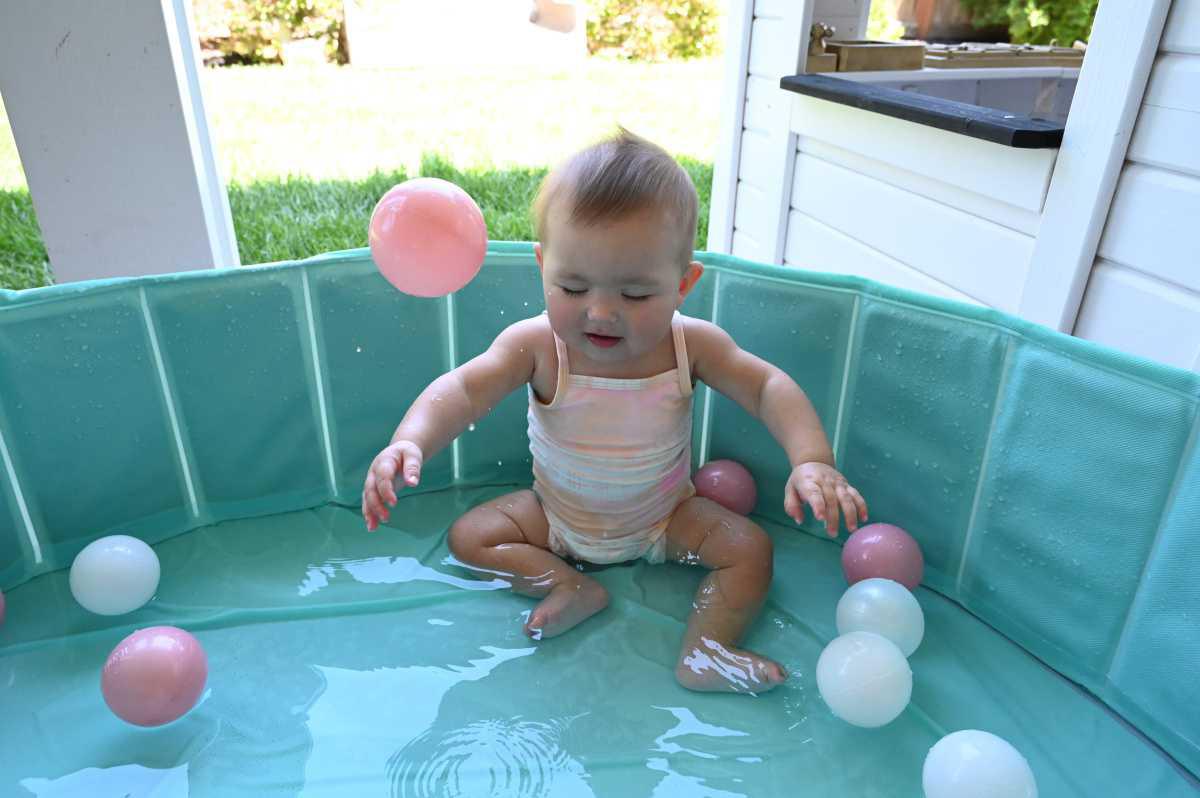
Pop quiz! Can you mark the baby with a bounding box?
[361,129,868,694]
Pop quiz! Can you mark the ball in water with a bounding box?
[836,577,925,657]
[102,626,208,727]
[368,177,488,298]
[816,631,912,727]
[841,522,924,590]
[69,534,160,615]
[923,730,1038,798]
[694,459,757,515]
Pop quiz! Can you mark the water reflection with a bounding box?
[388,717,593,798]
[297,556,508,596]
[646,706,754,798]
[20,763,190,797]
[300,646,535,795]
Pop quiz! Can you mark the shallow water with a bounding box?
[0,486,1194,796]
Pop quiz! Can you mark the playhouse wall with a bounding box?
[1073,0,1200,373]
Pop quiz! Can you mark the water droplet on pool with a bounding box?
[468,423,476,431]
[356,346,362,353]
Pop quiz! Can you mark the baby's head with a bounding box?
[533,128,704,364]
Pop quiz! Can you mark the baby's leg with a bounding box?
[447,489,608,640]
[664,496,786,694]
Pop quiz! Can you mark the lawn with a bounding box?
[0,59,721,289]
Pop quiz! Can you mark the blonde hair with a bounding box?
[533,128,699,268]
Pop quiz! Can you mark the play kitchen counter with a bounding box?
[773,42,1083,311]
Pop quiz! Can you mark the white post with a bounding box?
[1017,0,1172,332]
[755,2,811,264]
[707,0,755,254]
[0,0,239,284]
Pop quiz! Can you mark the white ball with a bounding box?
[836,577,925,656]
[923,730,1038,798]
[69,535,160,615]
[816,631,912,728]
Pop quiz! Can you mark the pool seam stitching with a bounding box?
[956,336,1015,594]
[139,286,201,519]
[299,270,339,498]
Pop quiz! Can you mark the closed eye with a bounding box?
[623,294,651,301]
[560,287,587,295]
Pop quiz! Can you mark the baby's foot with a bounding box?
[524,578,609,640]
[675,637,787,694]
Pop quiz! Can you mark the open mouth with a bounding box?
[585,333,622,348]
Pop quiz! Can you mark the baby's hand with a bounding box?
[784,462,868,538]
[362,441,424,532]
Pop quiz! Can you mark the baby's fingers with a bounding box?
[784,486,804,525]
[852,487,868,523]
[804,484,828,529]
[399,448,422,488]
[820,482,841,538]
[374,456,400,506]
[836,482,860,532]
[363,476,389,526]
[362,487,381,532]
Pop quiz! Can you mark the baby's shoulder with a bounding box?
[502,313,555,351]
[495,313,557,381]
[677,315,732,360]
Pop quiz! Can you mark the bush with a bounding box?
[957,0,1099,45]
[586,0,721,61]
[193,0,345,65]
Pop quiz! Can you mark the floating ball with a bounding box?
[836,577,925,657]
[816,631,912,728]
[70,534,160,616]
[694,459,757,515]
[923,730,1038,798]
[368,177,488,298]
[102,626,208,727]
[841,522,924,590]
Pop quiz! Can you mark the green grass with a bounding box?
[0,191,50,290]
[230,153,711,265]
[2,155,713,289]
[0,60,720,290]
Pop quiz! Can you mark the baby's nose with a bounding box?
[587,301,618,322]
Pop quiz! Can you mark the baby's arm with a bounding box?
[688,320,867,536]
[362,319,539,530]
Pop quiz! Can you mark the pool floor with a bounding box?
[1,485,1194,796]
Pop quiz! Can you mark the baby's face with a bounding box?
[537,204,697,366]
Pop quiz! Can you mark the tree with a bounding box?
[956,0,1099,44]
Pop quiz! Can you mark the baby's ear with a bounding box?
[534,243,544,272]
[678,261,704,299]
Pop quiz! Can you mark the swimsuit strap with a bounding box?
[672,312,693,398]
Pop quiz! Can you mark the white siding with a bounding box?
[728,0,868,264]
[789,95,1057,213]
[784,211,982,305]
[1074,0,1200,372]
[1075,261,1200,370]
[789,150,1034,310]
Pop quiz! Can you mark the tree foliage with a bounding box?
[586,0,721,61]
[957,0,1099,44]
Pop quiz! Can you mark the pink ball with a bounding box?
[841,523,924,590]
[368,177,488,297]
[101,626,208,727]
[694,459,758,516]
